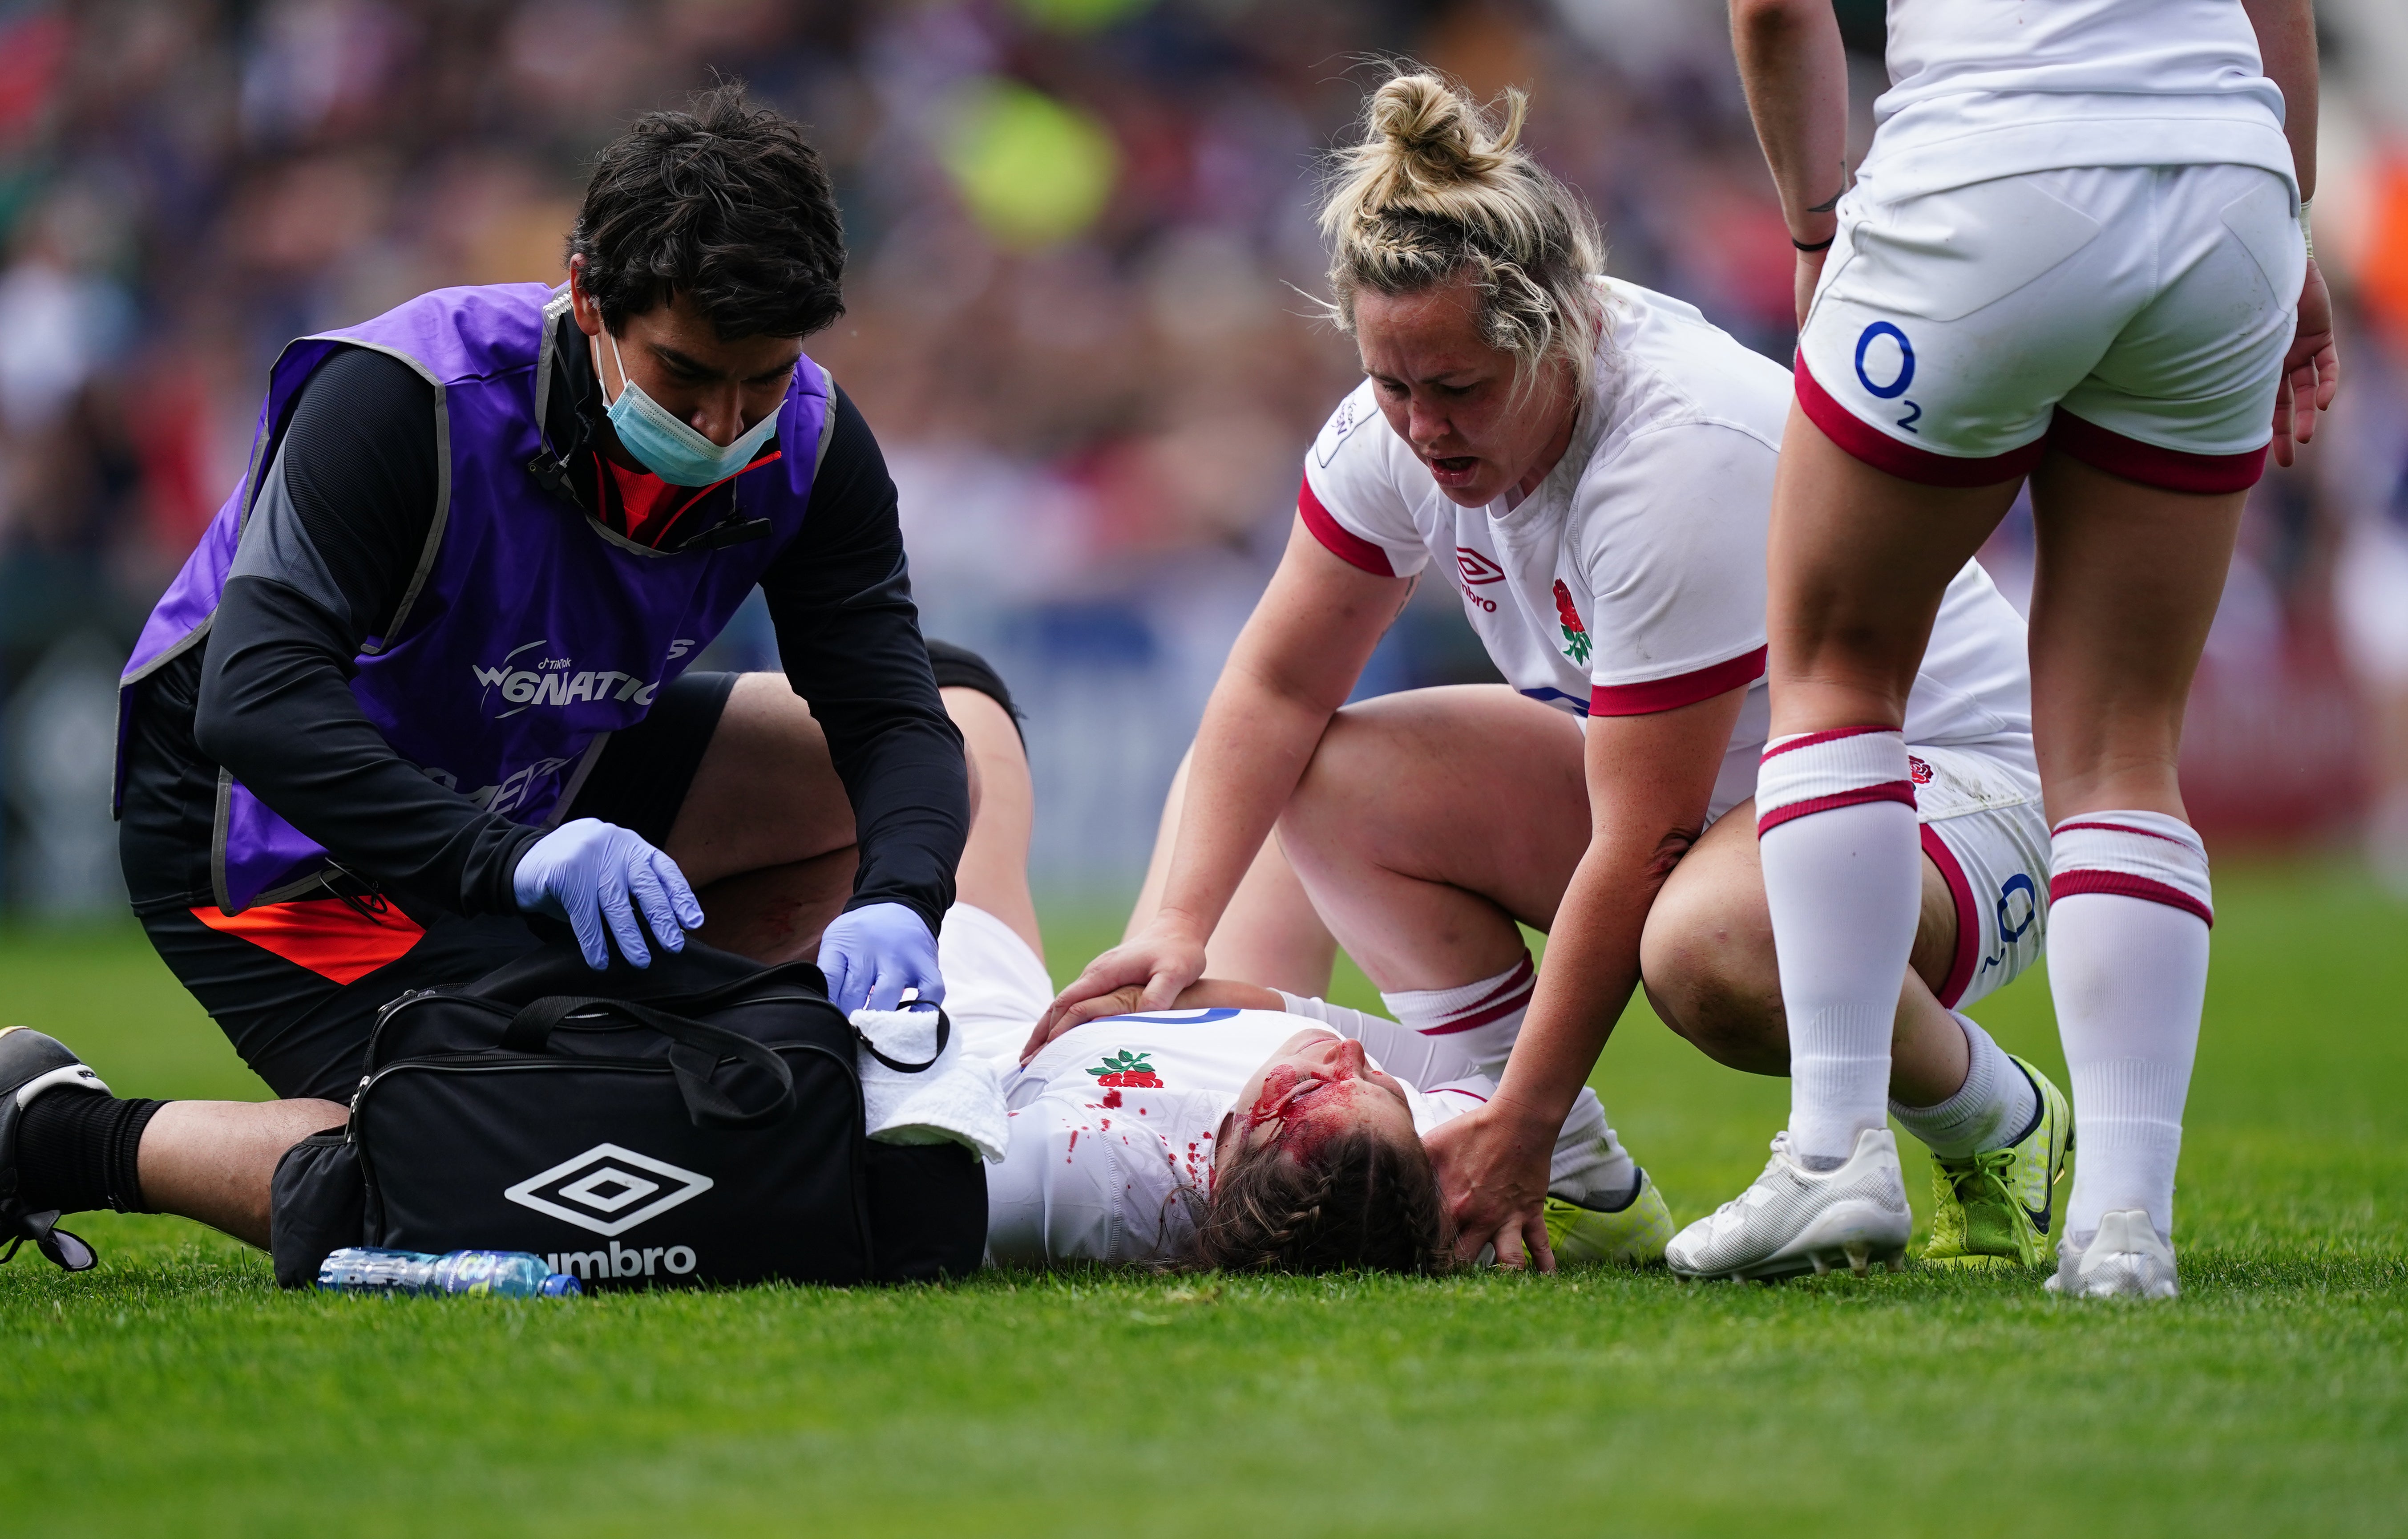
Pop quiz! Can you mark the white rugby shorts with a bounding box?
[1797,162,2303,494]
[1909,741,2049,1011]
[935,903,1056,1067]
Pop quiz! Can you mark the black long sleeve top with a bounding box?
[120,327,967,934]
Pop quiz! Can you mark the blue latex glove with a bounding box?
[818,903,944,1015]
[512,818,704,970]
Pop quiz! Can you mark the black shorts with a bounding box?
[135,649,1018,1105]
[137,671,741,1103]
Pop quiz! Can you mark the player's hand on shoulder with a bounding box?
[1023,922,1207,1063]
[2271,254,2339,469]
[512,818,704,972]
[1018,984,1151,1061]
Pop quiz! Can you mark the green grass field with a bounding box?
[3,864,2404,1536]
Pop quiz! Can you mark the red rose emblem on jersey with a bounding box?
[1551,579,1592,666]
[1908,755,1932,784]
[1087,1049,1163,1089]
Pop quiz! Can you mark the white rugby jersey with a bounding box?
[1862,0,2294,203]
[984,1008,1491,1268]
[1302,278,2032,821]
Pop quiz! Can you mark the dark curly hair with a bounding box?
[567,81,845,340]
[1191,1129,1452,1275]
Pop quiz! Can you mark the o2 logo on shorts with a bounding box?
[1854,322,1921,434]
[1978,873,2041,982]
[1996,873,2039,944]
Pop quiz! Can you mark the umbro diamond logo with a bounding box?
[1454,547,1506,584]
[503,1142,714,1237]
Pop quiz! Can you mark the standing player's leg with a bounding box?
[2024,455,2245,1298]
[1644,783,2071,1268]
[2014,162,2302,1297]
[1754,420,2017,1154]
[1664,421,2020,1280]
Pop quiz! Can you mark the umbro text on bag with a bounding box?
[268,942,986,1290]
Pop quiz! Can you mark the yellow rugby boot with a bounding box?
[1921,1055,2071,1269]
[1544,1168,1673,1267]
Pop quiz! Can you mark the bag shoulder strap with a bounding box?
[501,995,798,1131]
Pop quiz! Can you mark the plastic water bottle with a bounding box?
[316,1247,582,1298]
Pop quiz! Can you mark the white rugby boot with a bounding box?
[1665,1127,1911,1281]
[2044,1208,2179,1300]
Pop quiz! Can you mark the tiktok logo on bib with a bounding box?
[470,637,689,717]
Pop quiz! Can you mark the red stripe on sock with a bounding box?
[2048,871,2214,928]
[1446,955,1535,1015]
[1919,825,1980,1009]
[2053,819,2198,849]
[1760,724,1903,761]
[1420,981,1537,1036]
[1756,781,1919,833]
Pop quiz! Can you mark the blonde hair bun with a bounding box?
[1357,72,1526,209]
[1321,68,1604,391]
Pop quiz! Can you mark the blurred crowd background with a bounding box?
[4,0,2408,916]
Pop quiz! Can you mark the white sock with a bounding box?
[1890,1013,2037,1158]
[2048,811,2211,1242]
[1757,728,1923,1166]
[1550,1086,1640,1210]
[1378,954,1535,1081]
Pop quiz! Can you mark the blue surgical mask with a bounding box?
[594,328,781,487]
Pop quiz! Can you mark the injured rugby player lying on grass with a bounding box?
[925,676,1669,1274]
[949,964,1667,1273]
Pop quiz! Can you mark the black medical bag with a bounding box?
[269,940,985,1290]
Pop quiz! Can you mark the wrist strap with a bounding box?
[1792,234,1835,253]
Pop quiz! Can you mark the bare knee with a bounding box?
[1640,887,1791,1077]
[669,673,856,881]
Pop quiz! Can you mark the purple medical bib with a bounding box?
[121,283,832,912]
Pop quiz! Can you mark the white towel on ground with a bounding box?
[852,1004,1010,1164]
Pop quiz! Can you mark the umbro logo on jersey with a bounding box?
[1454,547,1505,612]
[503,1142,715,1237]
